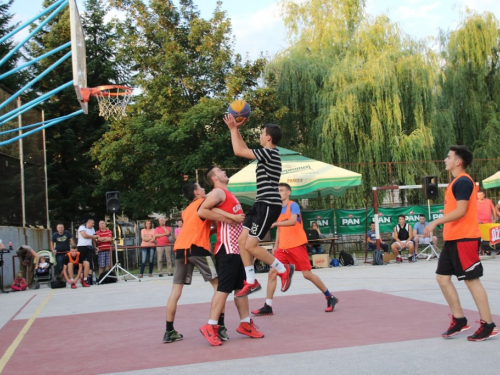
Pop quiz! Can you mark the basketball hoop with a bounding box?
[80,85,133,120]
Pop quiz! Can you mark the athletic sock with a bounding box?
[266,299,273,307]
[271,259,286,273]
[208,319,218,325]
[240,316,251,323]
[218,313,225,326]
[245,266,256,284]
[166,321,174,332]
[323,289,332,298]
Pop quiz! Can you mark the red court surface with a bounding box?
[1,289,496,375]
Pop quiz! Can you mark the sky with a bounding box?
[10,0,500,61]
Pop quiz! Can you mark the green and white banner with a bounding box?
[302,209,335,235]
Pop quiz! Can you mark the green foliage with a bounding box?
[92,0,275,218]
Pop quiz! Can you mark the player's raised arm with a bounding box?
[224,114,255,160]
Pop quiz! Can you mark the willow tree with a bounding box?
[268,0,446,208]
[437,10,500,163]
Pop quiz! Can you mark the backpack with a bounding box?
[330,258,340,267]
[372,249,384,265]
[50,280,66,289]
[338,250,355,266]
[99,270,118,284]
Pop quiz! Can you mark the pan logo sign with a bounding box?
[377,212,391,224]
[341,214,361,225]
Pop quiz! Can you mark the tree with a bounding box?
[0,0,26,90]
[437,10,500,159]
[92,0,272,218]
[24,0,125,222]
[268,0,446,208]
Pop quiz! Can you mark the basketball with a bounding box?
[228,100,251,122]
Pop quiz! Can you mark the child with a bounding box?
[36,256,49,274]
[11,272,28,291]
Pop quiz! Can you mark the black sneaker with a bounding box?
[407,256,413,262]
[163,329,183,343]
[218,325,229,341]
[251,303,273,316]
[325,295,339,312]
[467,320,499,341]
[442,314,470,338]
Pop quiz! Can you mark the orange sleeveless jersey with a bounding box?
[173,199,211,251]
[443,172,481,241]
[277,201,308,249]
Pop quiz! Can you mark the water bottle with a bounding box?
[8,241,13,250]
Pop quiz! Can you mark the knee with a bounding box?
[436,274,450,286]
[302,271,313,280]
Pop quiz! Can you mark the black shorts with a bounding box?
[243,202,281,241]
[215,246,246,294]
[78,246,96,267]
[436,239,482,281]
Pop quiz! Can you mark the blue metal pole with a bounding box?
[0,110,83,147]
[0,0,69,68]
[0,42,71,81]
[0,0,68,44]
[0,51,72,111]
[0,81,74,124]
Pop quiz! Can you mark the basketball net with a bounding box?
[91,85,133,120]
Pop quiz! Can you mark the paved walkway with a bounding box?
[0,258,499,375]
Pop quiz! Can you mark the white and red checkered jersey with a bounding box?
[215,188,243,255]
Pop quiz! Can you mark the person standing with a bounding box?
[424,145,498,341]
[95,220,113,276]
[77,218,98,287]
[51,224,74,275]
[163,182,220,344]
[16,245,39,289]
[252,183,338,316]
[476,190,496,224]
[224,114,294,298]
[140,220,156,278]
[155,217,173,277]
[174,219,183,240]
[198,166,264,346]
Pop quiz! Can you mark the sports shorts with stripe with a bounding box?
[243,201,281,241]
[215,245,246,293]
[173,246,217,285]
[275,245,312,271]
[436,238,482,281]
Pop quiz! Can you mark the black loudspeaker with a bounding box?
[422,176,438,200]
[106,191,121,213]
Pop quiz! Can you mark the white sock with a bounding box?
[240,316,251,323]
[266,299,273,307]
[208,319,218,325]
[272,259,286,273]
[245,266,256,284]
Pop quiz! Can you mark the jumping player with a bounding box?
[224,114,294,298]
[163,182,225,343]
[198,166,264,346]
[424,145,498,341]
[252,183,338,316]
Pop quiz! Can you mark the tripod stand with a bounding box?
[99,213,140,284]
[417,240,440,261]
[0,249,10,293]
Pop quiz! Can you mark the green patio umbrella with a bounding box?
[228,147,362,205]
[482,171,500,189]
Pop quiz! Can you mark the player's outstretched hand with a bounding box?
[224,113,247,129]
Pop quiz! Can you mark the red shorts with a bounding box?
[275,245,311,271]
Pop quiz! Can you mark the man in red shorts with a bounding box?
[198,166,264,346]
[252,183,338,316]
[424,145,498,341]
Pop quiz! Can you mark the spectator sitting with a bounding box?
[391,215,415,263]
[366,222,389,252]
[11,272,28,291]
[306,222,325,254]
[62,245,84,289]
[36,256,49,275]
[413,214,438,251]
[477,190,496,224]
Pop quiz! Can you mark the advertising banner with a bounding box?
[302,209,335,235]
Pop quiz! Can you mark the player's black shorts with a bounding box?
[78,246,96,269]
[436,239,482,281]
[215,246,246,294]
[243,201,281,241]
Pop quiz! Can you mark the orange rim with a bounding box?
[80,85,132,102]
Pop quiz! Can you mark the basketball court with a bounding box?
[1,260,499,374]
